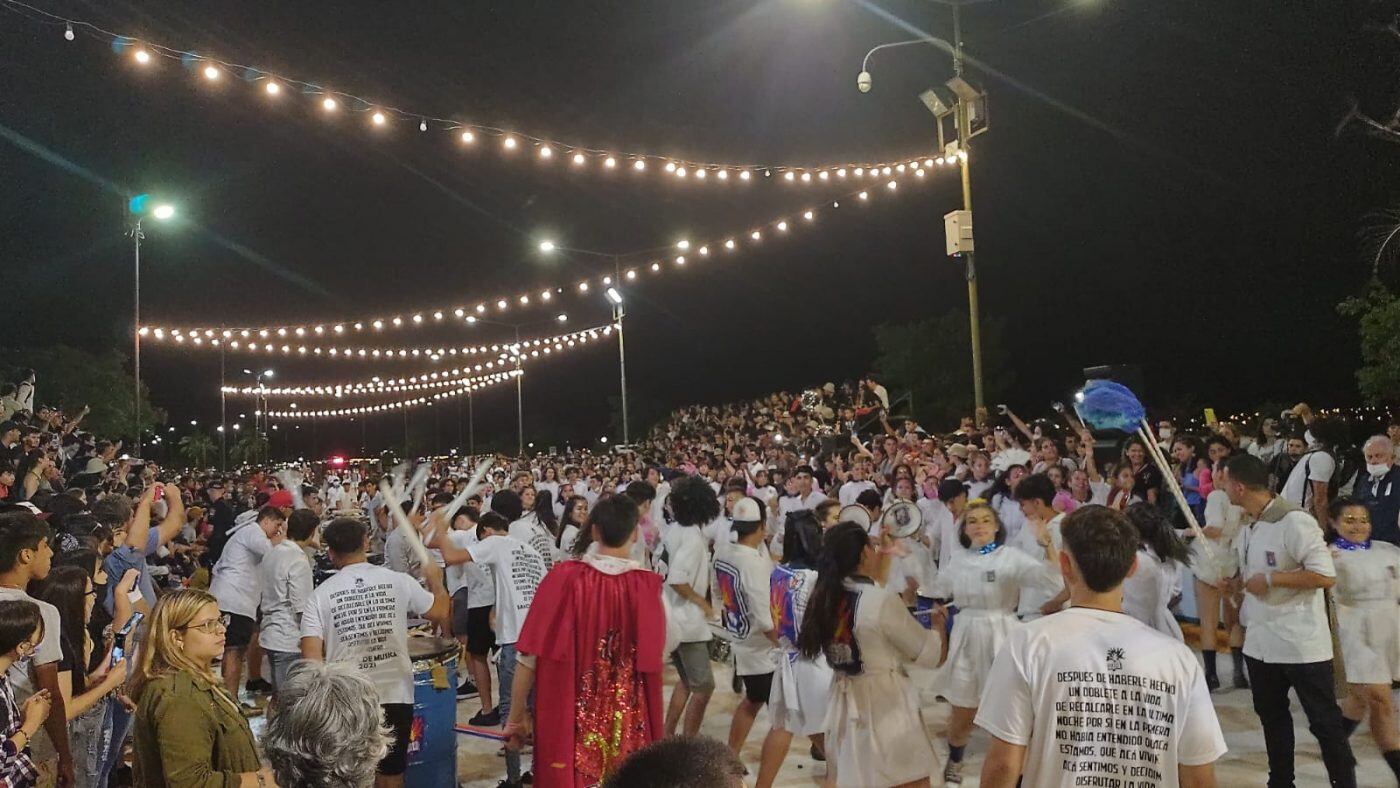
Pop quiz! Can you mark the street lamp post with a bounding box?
[858,9,988,416]
[127,197,174,458]
[538,240,631,445]
[468,316,560,456]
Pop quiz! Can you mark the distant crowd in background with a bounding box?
[1,366,1398,787]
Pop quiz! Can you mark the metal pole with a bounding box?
[614,255,629,445]
[615,304,629,445]
[468,392,475,457]
[133,219,142,458]
[514,327,523,456]
[952,3,986,417]
[219,345,227,471]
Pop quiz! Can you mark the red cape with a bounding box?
[516,558,665,787]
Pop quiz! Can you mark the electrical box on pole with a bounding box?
[944,210,973,256]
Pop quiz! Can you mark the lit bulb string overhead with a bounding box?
[147,322,613,364]
[263,369,522,419]
[138,162,949,340]
[0,0,933,185]
[223,325,617,397]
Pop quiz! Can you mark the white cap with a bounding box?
[731,497,763,523]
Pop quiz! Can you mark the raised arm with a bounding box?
[154,483,186,546]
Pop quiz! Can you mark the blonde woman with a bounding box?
[131,589,276,787]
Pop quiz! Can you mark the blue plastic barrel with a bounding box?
[405,636,459,787]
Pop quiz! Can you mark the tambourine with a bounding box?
[882,500,923,539]
[838,504,873,531]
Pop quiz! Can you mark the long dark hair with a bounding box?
[1124,503,1191,566]
[781,511,822,569]
[559,495,588,548]
[534,489,559,538]
[796,522,869,660]
[34,565,90,692]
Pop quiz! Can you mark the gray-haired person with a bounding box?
[262,661,391,788]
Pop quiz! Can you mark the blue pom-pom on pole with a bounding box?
[1077,379,1146,432]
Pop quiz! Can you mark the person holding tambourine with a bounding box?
[921,500,1057,785]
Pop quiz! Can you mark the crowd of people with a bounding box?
[0,368,1398,787]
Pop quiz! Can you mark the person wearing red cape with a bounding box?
[505,494,673,787]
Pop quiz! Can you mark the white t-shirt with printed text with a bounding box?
[468,535,547,645]
[300,562,435,705]
[976,607,1226,788]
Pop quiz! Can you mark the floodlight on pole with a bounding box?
[152,204,175,220]
[539,240,556,253]
[605,287,623,305]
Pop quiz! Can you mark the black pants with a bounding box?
[1245,656,1356,788]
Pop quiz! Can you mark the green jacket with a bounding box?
[132,671,261,788]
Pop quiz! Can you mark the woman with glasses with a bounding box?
[130,589,275,787]
[0,598,53,788]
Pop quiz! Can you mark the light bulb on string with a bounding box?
[147,165,931,343]
[64,22,74,41]
[372,111,386,125]
[133,48,151,64]
[264,81,280,95]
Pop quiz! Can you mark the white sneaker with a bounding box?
[943,759,964,785]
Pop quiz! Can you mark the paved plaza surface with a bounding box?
[449,658,1396,787]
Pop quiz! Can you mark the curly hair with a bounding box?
[263,660,391,788]
[668,475,720,527]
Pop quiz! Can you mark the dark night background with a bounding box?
[2,1,1398,458]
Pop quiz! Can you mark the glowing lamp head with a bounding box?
[151,204,175,220]
[605,287,623,305]
[202,65,220,80]
[265,81,280,95]
[538,240,556,253]
[134,48,151,64]
[322,96,338,111]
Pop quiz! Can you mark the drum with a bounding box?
[914,595,957,635]
[882,501,923,539]
[404,635,459,788]
[838,504,873,532]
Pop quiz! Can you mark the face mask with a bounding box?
[1159,429,1173,440]
[1367,462,1391,478]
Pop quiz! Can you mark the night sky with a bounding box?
[2,1,1396,458]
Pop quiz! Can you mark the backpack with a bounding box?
[1299,448,1359,507]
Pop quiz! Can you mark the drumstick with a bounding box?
[441,458,494,524]
[406,464,431,517]
[1136,420,1213,559]
[276,468,305,510]
[380,477,432,569]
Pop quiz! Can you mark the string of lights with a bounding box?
[262,369,522,419]
[221,325,615,395]
[142,322,614,363]
[138,162,946,339]
[1,0,934,188]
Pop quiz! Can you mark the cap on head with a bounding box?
[731,497,762,523]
